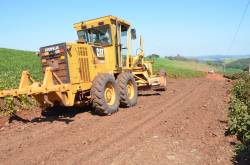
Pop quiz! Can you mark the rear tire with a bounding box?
[91,74,120,115]
[118,72,138,107]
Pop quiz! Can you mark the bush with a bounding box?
[228,72,250,162]
[147,54,160,59]
[224,72,250,80]
[229,96,250,143]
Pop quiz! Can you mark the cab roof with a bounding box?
[73,15,131,31]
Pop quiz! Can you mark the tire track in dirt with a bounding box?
[74,79,209,164]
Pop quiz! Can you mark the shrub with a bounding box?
[228,72,250,162]
[224,72,250,80]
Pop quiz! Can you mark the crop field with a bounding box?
[153,58,207,78]
[152,57,243,79]
[0,48,42,90]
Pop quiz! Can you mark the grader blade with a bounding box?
[149,71,167,91]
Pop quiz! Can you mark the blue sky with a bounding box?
[0,0,249,56]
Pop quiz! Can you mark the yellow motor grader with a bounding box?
[0,15,166,115]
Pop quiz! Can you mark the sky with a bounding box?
[0,0,249,57]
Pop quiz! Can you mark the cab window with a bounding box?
[77,25,112,46]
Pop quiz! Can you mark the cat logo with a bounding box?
[93,47,105,59]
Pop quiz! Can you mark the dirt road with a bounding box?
[0,75,235,165]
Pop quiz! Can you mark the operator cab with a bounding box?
[74,15,137,69]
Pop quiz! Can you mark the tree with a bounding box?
[147,54,160,59]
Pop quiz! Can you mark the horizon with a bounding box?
[0,0,250,57]
[1,47,250,60]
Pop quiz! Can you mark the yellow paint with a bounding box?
[127,80,135,100]
[104,82,116,106]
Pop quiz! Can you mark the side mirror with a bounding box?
[131,28,137,40]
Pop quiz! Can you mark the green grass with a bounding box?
[0,48,42,90]
[217,67,243,75]
[152,57,243,78]
[152,58,206,78]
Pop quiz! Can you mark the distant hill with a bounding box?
[226,58,250,71]
[195,54,250,62]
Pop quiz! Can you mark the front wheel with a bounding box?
[118,72,138,107]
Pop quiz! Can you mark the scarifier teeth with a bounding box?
[13,97,22,107]
[27,96,34,105]
[0,98,4,110]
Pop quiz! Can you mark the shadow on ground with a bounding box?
[225,129,250,165]
[232,145,250,165]
[7,91,162,124]
[8,106,91,125]
[138,92,161,97]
